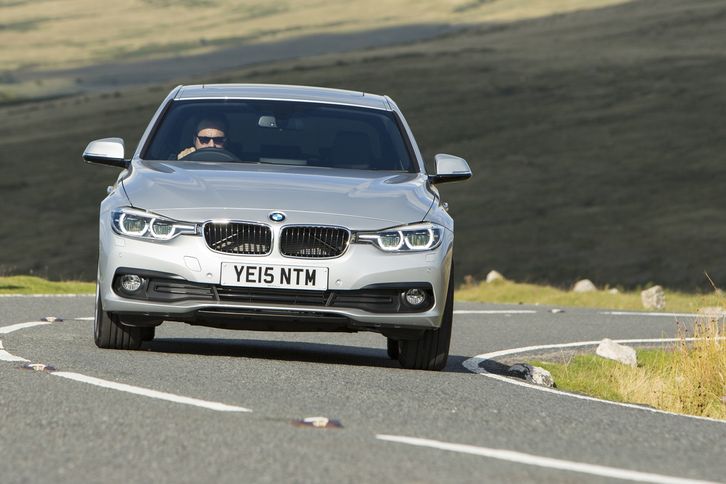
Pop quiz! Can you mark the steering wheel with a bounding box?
[180,147,239,162]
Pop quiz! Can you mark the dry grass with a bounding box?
[643,318,726,418]
[0,276,94,294]
[0,0,629,72]
[534,314,726,420]
[456,279,723,313]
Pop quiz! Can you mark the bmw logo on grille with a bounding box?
[269,211,286,222]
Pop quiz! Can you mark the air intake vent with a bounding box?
[280,226,349,258]
[204,222,272,255]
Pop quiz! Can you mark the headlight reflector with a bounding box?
[150,220,174,238]
[120,213,149,236]
[379,232,403,250]
[405,230,433,249]
[356,223,443,252]
[112,208,196,241]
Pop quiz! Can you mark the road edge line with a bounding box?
[376,435,718,484]
[462,338,726,424]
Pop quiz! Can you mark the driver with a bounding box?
[177,115,228,159]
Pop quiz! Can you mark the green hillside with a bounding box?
[1,0,725,290]
[0,0,626,102]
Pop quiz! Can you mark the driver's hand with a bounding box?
[177,147,196,159]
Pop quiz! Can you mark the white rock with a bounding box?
[641,285,665,310]
[608,288,620,295]
[530,366,555,387]
[596,339,637,367]
[486,270,505,283]
[573,279,597,293]
[550,308,565,314]
[507,363,555,387]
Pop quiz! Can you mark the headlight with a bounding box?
[356,223,443,252]
[111,208,197,241]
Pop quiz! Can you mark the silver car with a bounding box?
[84,84,471,370]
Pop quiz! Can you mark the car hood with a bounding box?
[122,161,435,229]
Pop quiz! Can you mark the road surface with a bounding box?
[0,296,723,483]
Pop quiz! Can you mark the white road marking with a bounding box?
[455,309,702,317]
[600,311,699,318]
[0,321,52,334]
[376,435,718,484]
[74,317,95,321]
[454,310,537,315]
[0,340,29,362]
[0,320,252,413]
[0,321,51,360]
[52,371,252,413]
[463,338,726,424]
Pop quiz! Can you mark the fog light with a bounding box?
[404,288,427,307]
[120,274,143,293]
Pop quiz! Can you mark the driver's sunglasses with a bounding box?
[197,135,226,144]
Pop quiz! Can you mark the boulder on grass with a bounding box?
[641,285,665,310]
[507,363,555,387]
[596,339,637,367]
[486,270,505,283]
[573,279,597,293]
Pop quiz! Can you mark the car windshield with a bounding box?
[142,99,416,172]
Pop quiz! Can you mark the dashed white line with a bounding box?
[0,321,51,361]
[52,371,252,412]
[0,321,52,334]
[376,435,718,484]
[1,320,252,413]
[463,338,726,424]
[600,311,699,318]
[454,310,537,315]
[455,309,705,317]
[0,340,29,362]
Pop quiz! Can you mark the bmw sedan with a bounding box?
[84,84,471,370]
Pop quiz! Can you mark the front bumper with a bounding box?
[99,229,453,332]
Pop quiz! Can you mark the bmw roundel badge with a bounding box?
[269,211,286,222]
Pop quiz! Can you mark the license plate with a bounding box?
[220,263,328,291]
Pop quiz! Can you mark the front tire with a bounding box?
[94,291,144,350]
[398,267,454,371]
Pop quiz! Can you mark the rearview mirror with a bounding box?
[83,138,128,168]
[258,115,304,130]
[429,153,472,184]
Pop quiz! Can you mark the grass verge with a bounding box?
[0,276,95,295]
[456,279,723,313]
[531,318,726,420]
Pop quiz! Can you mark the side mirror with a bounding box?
[83,138,128,168]
[429,153,472,184]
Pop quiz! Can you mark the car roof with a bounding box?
[176,84,391,111]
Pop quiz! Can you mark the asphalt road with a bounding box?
[0,296,723,483]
